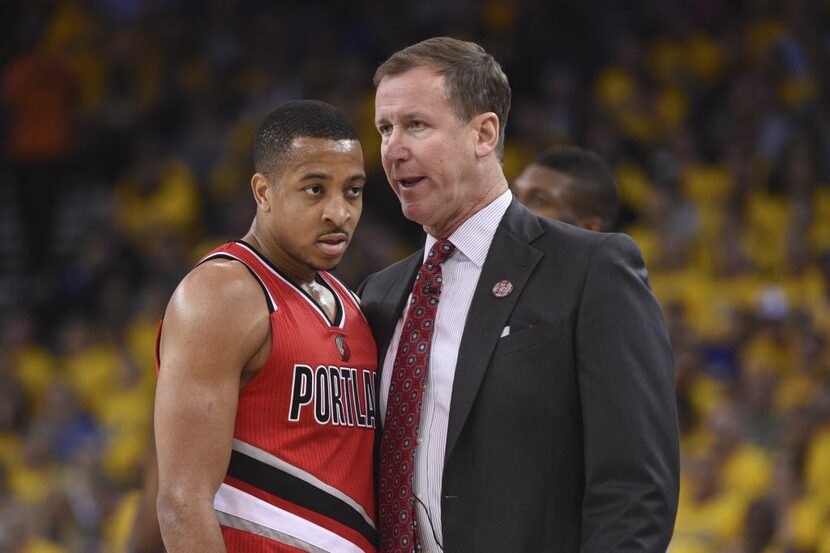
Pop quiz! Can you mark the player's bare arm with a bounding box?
[155,259,271,552]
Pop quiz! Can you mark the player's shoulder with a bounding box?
[158,256,272,380]
[170,257,268,318]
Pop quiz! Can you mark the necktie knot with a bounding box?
[423,239,455,271]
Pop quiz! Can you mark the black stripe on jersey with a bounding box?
[235,240,345,327]
[200,253,276,313]
[313,272,343,326]
[226,449,377,546]
[323,271,362,308]
[322,272,372,328]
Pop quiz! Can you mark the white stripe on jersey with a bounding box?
[216,511,330,553]
[214,483,365,553]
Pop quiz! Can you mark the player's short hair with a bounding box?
[253,100,359,177]
[374,36,511,161]
[535,147,620,230]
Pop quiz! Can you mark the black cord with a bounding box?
[414,494,443,551]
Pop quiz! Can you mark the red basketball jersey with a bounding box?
[169,240,378,553]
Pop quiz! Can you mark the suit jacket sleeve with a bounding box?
[576,233,679,552]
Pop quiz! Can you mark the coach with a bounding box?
[359,37,679,553]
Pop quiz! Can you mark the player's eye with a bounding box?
[529,192,547,207]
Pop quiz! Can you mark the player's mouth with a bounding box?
[317,233,349,256]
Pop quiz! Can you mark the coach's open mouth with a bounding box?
[397,176,425,188]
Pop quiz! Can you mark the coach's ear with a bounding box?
[251,173,273,212]
[473,111,499,159]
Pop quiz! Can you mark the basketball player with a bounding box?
[153,100,378,553]
[513,146,619,232]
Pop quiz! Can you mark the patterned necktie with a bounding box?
[379,239,455,553]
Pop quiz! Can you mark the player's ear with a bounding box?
[473,112,499,159]
[251,173,272,212]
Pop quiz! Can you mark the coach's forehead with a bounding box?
[374,67,450,121]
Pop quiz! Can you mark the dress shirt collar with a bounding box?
[423,189,512,268]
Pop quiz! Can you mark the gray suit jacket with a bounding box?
[359,198,679,552]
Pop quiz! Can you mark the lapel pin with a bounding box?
[491,279,513,298]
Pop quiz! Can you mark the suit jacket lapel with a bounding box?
[375,253,422,375]
[444,200,544,463]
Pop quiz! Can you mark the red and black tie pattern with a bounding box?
[379,239,455,553]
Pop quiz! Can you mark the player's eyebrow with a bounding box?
[300,172,366,183]
[299,172,332,181]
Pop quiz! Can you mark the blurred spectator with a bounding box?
[512,145,619,231]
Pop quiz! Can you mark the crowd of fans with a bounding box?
[1,1,829,551]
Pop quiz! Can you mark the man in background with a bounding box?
[513,146,619,232]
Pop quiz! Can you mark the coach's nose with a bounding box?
[382,126,411,165]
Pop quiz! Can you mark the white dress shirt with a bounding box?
[380,189,512,552]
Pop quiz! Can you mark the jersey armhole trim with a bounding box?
[199,253,277,313]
